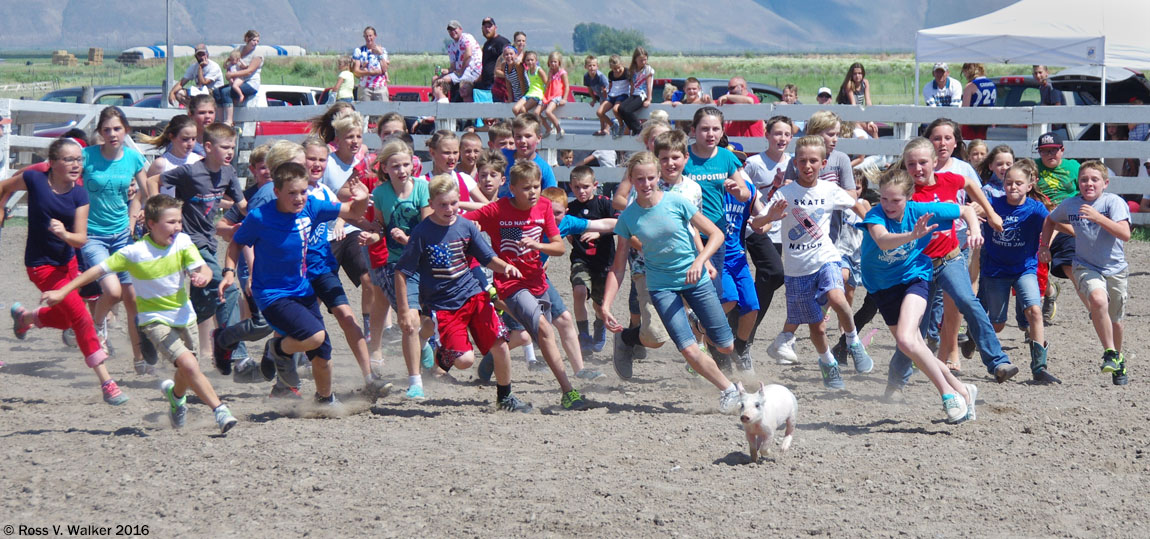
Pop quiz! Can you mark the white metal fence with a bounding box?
[4,98,1150,221]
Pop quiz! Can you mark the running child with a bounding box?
[142,115,203,178]
[458,132,484,179]
[463,161,589,410]
[487,122,515,152]
[3,138,127,405]
[44,195,239,432]
[859,169,977,423]
[566,166,617,355]
[422,130,488,211]
[599,152,742,414]
[396,174,532,412]
[1039,161,1131,385]
[756,136,873,389]
[980,163,1061,384]
[741,115,791,351]
[497,113,558,198]
[221,162,370,405]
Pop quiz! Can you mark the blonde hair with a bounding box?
[625,151,658,179]
[897,137,937,170]
[375,139,414,179]
[427,173,459,199]
[338,56,352,70]
[249,143,271,165]
[426,130,459,152]
[508,160,541,186]
[546,50,564,70]
[331,112,365,139]
[265,140,305,175]
[805,110,841,138]
[638,119,671,148]
[880,168,915,196]
[795,135,828,159]
[1079,160,1109,181]
[301,135,329,154]
[961,63,986,80]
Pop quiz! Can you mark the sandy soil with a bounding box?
[1,225,1148,538]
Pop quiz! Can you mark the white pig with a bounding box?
[736,381,797,462]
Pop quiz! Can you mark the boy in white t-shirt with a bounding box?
[756,136,872,390]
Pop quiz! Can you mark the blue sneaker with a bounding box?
[420,343,435,371]
[592,320,607,353]
[477,352,494,382]
[406,384,426,400]
[819,360,845,390]
[848,341,874,374]
[160,379,187,428]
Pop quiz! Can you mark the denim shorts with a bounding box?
[81,228,132,285]
[379,263,421,311]
[841,254,862,288]
[978,273,1041,325]
[648,278,733,352]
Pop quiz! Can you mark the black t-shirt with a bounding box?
[566,195,617,271]
[477,35,510,90]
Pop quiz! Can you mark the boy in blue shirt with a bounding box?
[722,179,761,373]
[497,113,557,198]
[220,162,369,404]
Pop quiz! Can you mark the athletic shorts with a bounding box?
[784,261,844,325]
[436,292,507,360]
[872,278,931,327]
[140,323,197,365]
[503,289,552,342]
[310,271,349,311]
[330,231,369,287]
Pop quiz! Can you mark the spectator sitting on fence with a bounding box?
[215,30,264,126]
[352,26,389,102]
[442,20,483,102]
[671,77,714,107]
[168,44,224,108]
[923,62,962,107]
[717,76,763,138]
[224,50,249,108]
[836,62,872,106]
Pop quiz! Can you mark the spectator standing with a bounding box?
[444,20,482,102]
[718,76,763,138]
[217,30,264,125]
[960,63,996,140]
[168,44,224,107]
[352,26,390,102]
[477,17,510,103]
[922,63,962,107]
[1033,65,1064,106]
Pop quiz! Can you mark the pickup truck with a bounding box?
[133,84,324,136]
[35,85,163,137]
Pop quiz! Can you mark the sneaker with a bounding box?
[214,405,238,434]
[1100,349,1121,373]
[592,320,607,353]
[994,363,1020,383]
[314,392,340,406]
[211,328,234,375]
[831,335,847,365]
[1042,282,1060,324]
[718,387,740,415]
[232,357,265,384]
[61,328,78,348]
[561,389,588,410]
[366,378,393,398]
[160,379,187,428]
[819,360,845,390]
[942,393,968,424]
[434,347,455,372]
[133,359,155,376]
[420,343,435,371]
[268,383,302,399]
[964,383,978,422]
[370,359,386,379]
[1113,363,1129,386]
[405,385,426,400]
[575,368,606,381]
[477,353,495,382]
[959,331,976,360]
[10,303,30,340]
[102,380,128,406]
[848,341,874,374]
[578,331,593,357]
[735,345,754,373]
[498,393,533,413]
[612,332,635,380]
[527,360,548,372]
[767,332,798,365]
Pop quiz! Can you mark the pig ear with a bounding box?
[736,381,745,393]
[758,382,766,395]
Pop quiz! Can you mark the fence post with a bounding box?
[0,99,10,178]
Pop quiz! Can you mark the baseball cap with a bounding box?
[482,17,496,27]
[194,44,208,56]
[447,20,462,31]
[933,62,948,71]
[1037,131,1064,149]
[817,87,832,97]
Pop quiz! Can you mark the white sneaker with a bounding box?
[964,383,978,422]
[767,332,798,365]
[942,393,968,424]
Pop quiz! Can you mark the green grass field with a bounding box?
[0,50,1045,104]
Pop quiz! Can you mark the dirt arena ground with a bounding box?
[1,225,1148,537]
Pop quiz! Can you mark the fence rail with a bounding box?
[5,98,1150,224]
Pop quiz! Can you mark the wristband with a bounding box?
[222,268,235,275]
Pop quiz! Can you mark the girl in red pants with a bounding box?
[0,137,128,405]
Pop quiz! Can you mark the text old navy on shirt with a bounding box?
[499,219,544,227]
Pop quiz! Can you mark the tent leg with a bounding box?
[1100,65,1107,142]
[914,59,920,106]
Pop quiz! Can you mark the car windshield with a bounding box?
[40,90,81,103]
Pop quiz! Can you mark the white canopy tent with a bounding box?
[914,0,1150,113]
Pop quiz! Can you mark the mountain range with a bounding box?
[1,0,1015,53]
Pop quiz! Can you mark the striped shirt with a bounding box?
[101,233,204,328]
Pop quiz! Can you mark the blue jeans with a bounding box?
[80,229,132,285]
[649,278,734,352]
[214,82,257,107]
[887,250,1010,388]
[190,247,247,360]
[978,273,1040,326]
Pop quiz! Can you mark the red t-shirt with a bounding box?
[463,197,558,298]
[356,157,389,268]
[912,171,965,258]
[724,93,764,138]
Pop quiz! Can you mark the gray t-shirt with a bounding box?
[161,161,244,251]
[1049,192,1130,275]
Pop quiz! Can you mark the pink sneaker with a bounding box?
[11,303,31,340]
[101,380,129,406]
